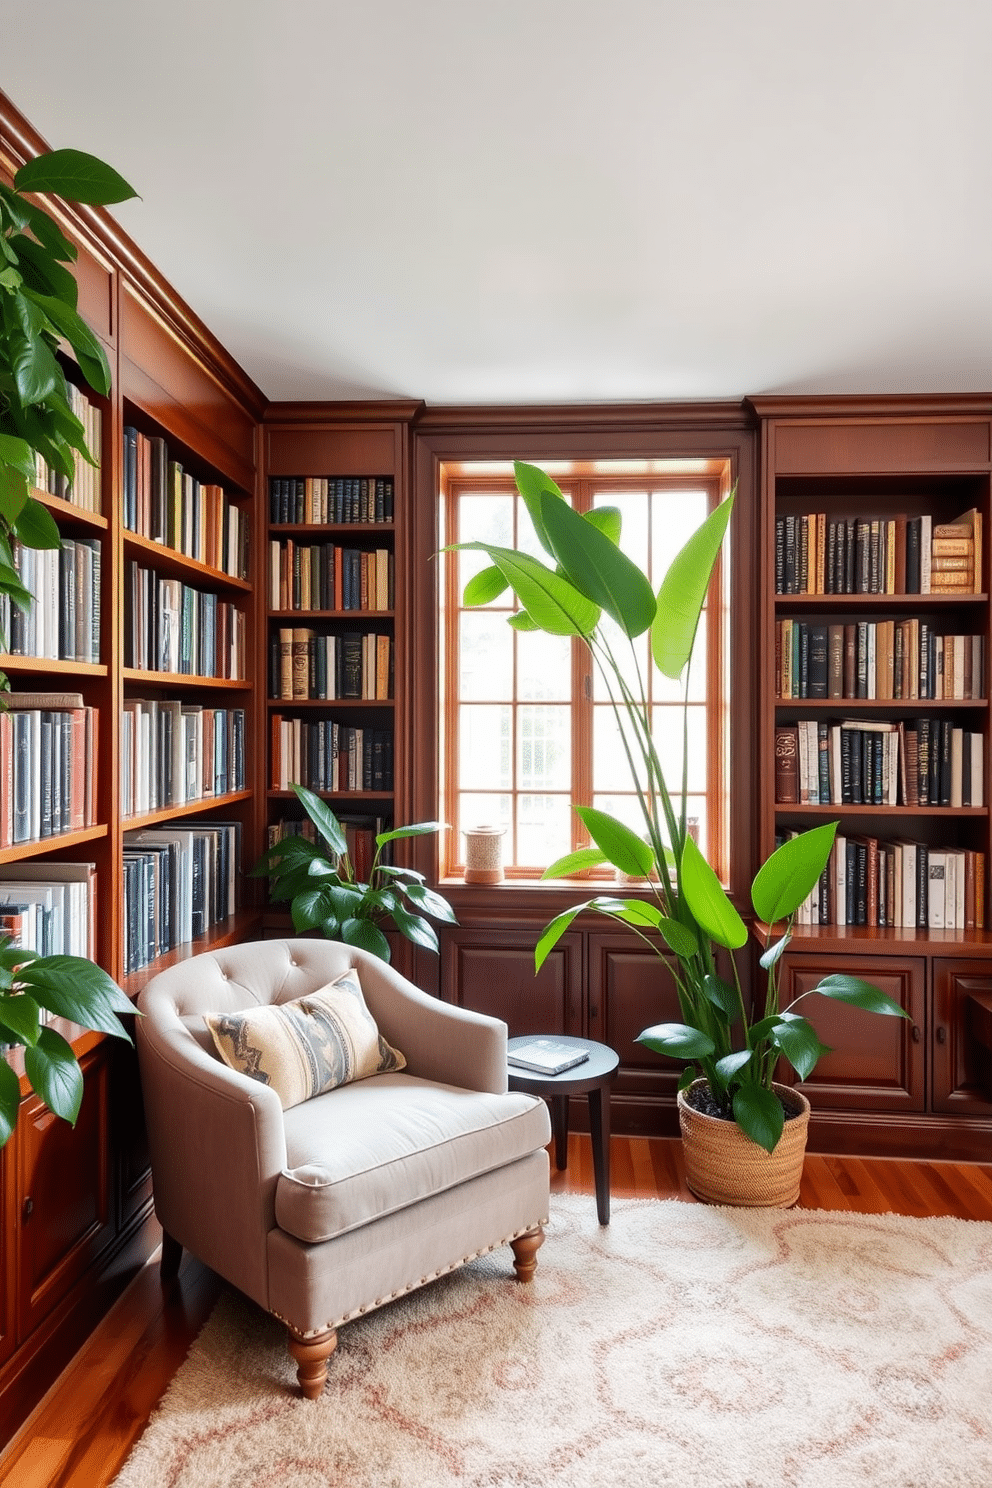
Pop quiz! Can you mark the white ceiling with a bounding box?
[3,1,991,406]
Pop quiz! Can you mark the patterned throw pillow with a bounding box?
[204,968,406,1109]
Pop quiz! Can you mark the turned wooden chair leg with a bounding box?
[160,1230,183,1281]
[510,1224,545,1282]
[288,1327,338,1399]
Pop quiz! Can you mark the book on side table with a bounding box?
[507,1039,590,1076]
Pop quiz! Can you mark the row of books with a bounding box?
[789,832,986,931]
[270,629,393,702]
[33,383,103,514]
[268,476,394,526]
[121,702,246,819]
[122,820,241,975]
[270,717,393,794]
[267,813,390,884]
[775,508,982,595]
[0,861,96,959]
[268,540,393,613]
[124,562,247,679]
[1,537,101,663]
[775,719,985,808]
[123,426,250,579]
[0,696,98,848]
[776,620,985,701]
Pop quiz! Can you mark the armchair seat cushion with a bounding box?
[275,1073,550,1244]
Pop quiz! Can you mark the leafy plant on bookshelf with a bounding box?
[252,784,456,963]
[0,148,137,684]
[0,149,139,1142]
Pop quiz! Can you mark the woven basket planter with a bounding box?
[677,1078,811,1208]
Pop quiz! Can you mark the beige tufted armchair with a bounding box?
[136,939,551,1398]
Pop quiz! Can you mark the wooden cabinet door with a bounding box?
[17,1048,113,1339]
[777,953,926,1112]
[931,962,992,1116]
[440,927,583,1036]
[587,932,686,1106]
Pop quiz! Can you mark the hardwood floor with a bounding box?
[2,1136,991,1487]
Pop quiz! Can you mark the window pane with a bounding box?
[457,494,513,597]
[652,704,707,792]
[517,795,572,865]
[460,705,512,789]
[458,793,511,844]
[593,706,649,793]
[594,490,649,563]
[518,706,571,792]
[459,610,513,700]
[652,489,710,580]
[517,630,571,702]
[592,612,649,703]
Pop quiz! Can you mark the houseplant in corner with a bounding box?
[0,148,139,1147]
[453,461,909,1205]
[253,783,457,963]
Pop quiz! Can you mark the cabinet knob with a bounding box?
[21,1196,33,1223]
[935,1026,947,1045]
[911,1025,922,1043]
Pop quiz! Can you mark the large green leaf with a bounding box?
[0,991,41,1045]
[390,905,439,954]
[582,506,622,545]
[751,822,838,924]
[401,883,458,923]
[542,845,610,879]
[574,806,654,877]
[680,835,747,949]
[513,460,566,559]
[768,1013,832,1081]
[0,1059,20,1146]
[24,291,112,397]
[463,564,509,606]
[14,149,139,206]
[24,1026,84,1124]
[15,496,62,550]
[652,491,735,679]
[7,327,61,405]
[540,491,656,638]
[19,957,133,1039]
[16,198,77,262]
[377,820,442,844]
[0,433,35,480]
[534,902,590,971]
[813,975,911,1019]
[291,889,335,932]
[701,974,739,1019]
[340,917,391,962]
[452,543,600,636]
[636,1022,715,1060]
[10,235,78,308]
[732,1080,785,1154]
[291,783,348,856]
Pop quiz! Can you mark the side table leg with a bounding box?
[588,1085,611,1225]
[551,1093,570,1171]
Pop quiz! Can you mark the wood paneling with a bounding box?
[932,963,992,1116]
[770,418,991,475]
[441,928,583,1035]
[120,285,256,491]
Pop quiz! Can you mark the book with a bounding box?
[507,1040,590,1076]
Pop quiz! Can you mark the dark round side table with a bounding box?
[507,1035,619,1225]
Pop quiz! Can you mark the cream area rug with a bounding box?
[113,1194,992,1488]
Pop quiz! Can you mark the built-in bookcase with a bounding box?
[260,410,413,902]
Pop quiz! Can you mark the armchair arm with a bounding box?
[345,948,509,1094]
[137,977,288,1310]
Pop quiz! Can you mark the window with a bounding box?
[439,460,731,879]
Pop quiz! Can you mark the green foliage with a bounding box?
[454,463,910,1157]
[252,784,457,964]
[0,149,137,1148]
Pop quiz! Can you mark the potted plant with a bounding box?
[453,461,909,1205]
[253,783,457,963]
[0,148,139,1147]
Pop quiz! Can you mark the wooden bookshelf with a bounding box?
[752,396,992,1161]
